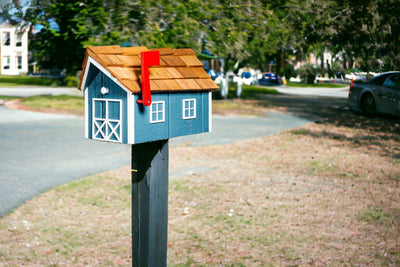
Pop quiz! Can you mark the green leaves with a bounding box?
[27,0,400,75]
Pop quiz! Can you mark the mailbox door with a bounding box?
[92,98,122,142]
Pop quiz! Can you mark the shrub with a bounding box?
[298,64,319,84]
[63,76,79,87]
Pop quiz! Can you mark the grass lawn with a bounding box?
[0,94,399,265]
[0,75,78,87]
[0,75,62,87]
[20,95,84,115]
[286,81,346,88]
[0,95,21,101]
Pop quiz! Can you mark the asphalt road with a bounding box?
[275,85,349,98]
[0,87,314,217]
[0,107,131,217]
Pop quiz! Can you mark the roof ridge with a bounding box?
[122,46,148,55]
[87,45,123,55]
[172,48,196,56]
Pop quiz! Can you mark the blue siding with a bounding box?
[170,92,203,138]
[134,94,169,143]
[86,70,128,143]
[133,92,210,144]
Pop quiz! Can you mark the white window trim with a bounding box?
[2,56,10,69]
[2,32,10,46]
[150,101,165,123]
[92,98,122,143]
[183,99,196,119]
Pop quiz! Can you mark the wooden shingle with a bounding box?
[172,48,196,56]
[151,47,174,55]
[152,79,181,91]
[195,78,220,90]
[120,79,141,93]
[108,67,140,80]
[122,46,148,55]
[175,79,202,90]
[163,67,184,79]
[88,45,123,55]
[81,45,218,93]
[102,55,124,67]
[161,55,187,67]
[149,80,161,91]
[192,67,213,78]
[117,55,141,67]
[180,55,203,67]
[148,67,170,80]
[176,67,199,79]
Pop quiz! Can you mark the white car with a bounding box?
[348,71,400,116]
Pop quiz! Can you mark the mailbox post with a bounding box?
[132,140,169,266]
[79,45,218,266]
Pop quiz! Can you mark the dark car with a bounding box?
[258,72,282,85]
[348,71,400,116]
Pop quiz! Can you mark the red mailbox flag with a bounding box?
[137,51,160,106]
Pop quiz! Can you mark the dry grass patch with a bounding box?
[0,169,132,266]
[168,121,400,266]
[212,99,272,117]
[1,107,400,266]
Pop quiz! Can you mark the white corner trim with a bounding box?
[209,91,212,132]
[84,88,89,138]
[127,93,135,144]
[80,58,91,91]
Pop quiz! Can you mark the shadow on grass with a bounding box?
[253,93,400,159]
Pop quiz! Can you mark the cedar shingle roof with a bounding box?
[79,45,219,93]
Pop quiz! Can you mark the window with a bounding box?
[16,32,23,47]
[92,99,122,142]
[372,73,392,86]
[183,99,196,119]
[150,101,165,123]
[2,32,10,46]
[383,74,400,89]
[2,56,10,70]
[16,55,22,69]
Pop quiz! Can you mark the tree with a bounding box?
[375,0,400,70]
[0,0,32,25]
[29,0,108,75]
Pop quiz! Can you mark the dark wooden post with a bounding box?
[131,139,169,267]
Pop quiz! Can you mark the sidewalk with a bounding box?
[275,85,349,98]
[0,86,82,97]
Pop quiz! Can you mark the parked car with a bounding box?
[258,72,283,85]
[348,71,400,116]
[240,71,257,85]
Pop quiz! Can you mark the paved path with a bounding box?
[0,95,312,217]
[276,85,349,98]
[0,86,83,97]
[0,107,131,217]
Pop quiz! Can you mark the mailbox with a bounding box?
[79,45,218,144]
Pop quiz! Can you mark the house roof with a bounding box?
[79,45,219,93]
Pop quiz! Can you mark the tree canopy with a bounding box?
[5,0,400,75]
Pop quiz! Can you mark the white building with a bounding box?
[0,22,29,75]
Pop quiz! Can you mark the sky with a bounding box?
[0,0,31,23]
[0,0,60,32]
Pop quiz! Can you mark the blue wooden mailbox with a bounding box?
[79,45,218,144]
[79,45,218,266]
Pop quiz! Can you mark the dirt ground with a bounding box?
[0,95,399,266]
